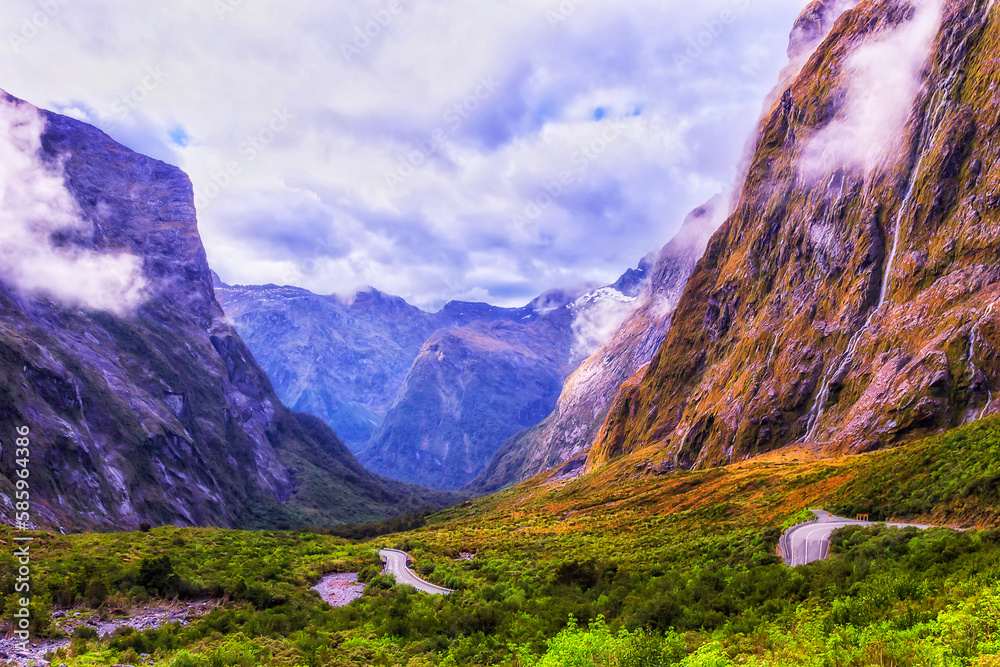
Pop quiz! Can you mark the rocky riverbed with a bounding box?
[311,573,366,607]
[0,600,219,667]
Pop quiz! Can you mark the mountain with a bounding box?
[214,283,535,450]
[357,281,658,490]
[214,283,601,455]
[356,292,578,490]
[0,92,455,531]
[470,198,726,493]
[589,0,1000,473]
[219,268,653,490]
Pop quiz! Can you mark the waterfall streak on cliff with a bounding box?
[803,90,948,442]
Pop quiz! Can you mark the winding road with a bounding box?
[780,510,935,567]
[379,549,453,594]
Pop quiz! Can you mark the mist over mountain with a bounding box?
[0,92,454,530]
[589,0,1000,473]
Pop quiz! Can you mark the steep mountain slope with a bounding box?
[219,259,651,490]
[466,0,863,495]
[0,92,454,531]
[358,283,649,489]
[787,1,863,61]
[470,199,726,493]
[590,0,1000,472]
[359,317,571,490]
[215,283,537,450]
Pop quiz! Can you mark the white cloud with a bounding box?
[0,0,809,308]
[570,287,638,362]
[0,96,146,313]
[799,0,944,179]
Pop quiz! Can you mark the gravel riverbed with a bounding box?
[311,573,366,607]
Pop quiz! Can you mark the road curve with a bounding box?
[379,549,454,595]
[780,510,935,567]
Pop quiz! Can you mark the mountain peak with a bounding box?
[588,0,1000,473]
[787,0,859,60]
[0,94,453,529]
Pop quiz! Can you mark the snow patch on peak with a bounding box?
[575,286,637,307]
[569,285,641,363]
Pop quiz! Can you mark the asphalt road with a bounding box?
[780,510,934,567]
[379,549,453,594]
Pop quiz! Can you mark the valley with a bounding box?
[6,416,1000,665]
[3,0,1000,665]
[216,267,653,491]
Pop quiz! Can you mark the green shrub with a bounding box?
[84,577,109,607]
[172,650,207,667]
[129,584,151,602]
[138,555,180,596]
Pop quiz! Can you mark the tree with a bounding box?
[138,556,179,596]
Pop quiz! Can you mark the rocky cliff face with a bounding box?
[590,0,1000,472]
[0,93,453,530]
[787,1,862,60]
[470,199,725,493]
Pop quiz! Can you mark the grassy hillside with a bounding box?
[6,417,1000,666]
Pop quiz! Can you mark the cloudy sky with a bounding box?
[0,0,808,309]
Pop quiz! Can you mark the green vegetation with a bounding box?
[325,511,434,541]
[831,417,1000,525]
[3,417,1000,666]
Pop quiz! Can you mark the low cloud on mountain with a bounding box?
[0,96,146,313]
[0,0,808,308]
[799,0,944,179]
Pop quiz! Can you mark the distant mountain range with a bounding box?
[216,262,653,490]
